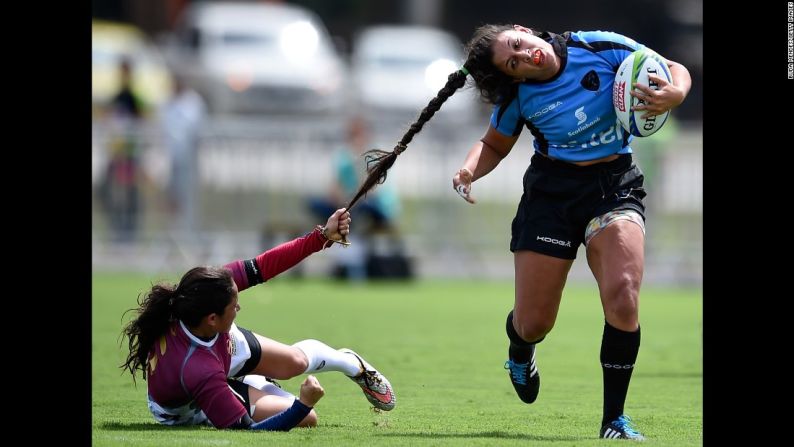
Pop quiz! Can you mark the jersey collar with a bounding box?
[178,320,220,347]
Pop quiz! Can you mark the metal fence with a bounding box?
[92,115,701,285]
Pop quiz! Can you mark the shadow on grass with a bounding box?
[377,431,582,442]
[101,423,586,441]
[634,371,702,379]
[101,422,198,431]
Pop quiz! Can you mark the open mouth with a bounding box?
[532,49,544,66]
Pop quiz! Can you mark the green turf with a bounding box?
[93,274,702,446]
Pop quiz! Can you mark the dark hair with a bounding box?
[343,24,526,209]
[464,24,524,106]
[120,266,234,382]
[344,69,468,210]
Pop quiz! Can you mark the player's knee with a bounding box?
[610,272,640,299]
[603,275,640,322]
[286,348,310,377]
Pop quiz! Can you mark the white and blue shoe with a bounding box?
[600,415,645,441]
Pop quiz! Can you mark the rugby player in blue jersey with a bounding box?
[344,24,690,440]
[453,25,690,441]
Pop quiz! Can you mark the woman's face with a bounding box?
[490,25,560,81]
[216,281,240,333]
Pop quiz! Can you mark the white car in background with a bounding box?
[163,1,348,115]
[351,25,480,124]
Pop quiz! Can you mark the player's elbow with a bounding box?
[298,409,318,427]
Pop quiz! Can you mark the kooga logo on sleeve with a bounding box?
[529,101,563,119]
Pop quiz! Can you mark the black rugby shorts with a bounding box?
[510,153,646,259]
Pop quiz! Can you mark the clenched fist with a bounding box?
[299,375,325,407]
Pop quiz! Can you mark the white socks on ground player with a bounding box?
[292,339,361,377]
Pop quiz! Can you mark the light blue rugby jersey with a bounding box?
[490,31,645,162]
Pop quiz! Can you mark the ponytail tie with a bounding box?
[394,142,407,154]
[460,66,470,76]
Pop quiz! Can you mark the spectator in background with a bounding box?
[160,74,206,240]
[99,57,145,242]
[307,116,402,280]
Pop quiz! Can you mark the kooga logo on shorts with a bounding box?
[537,235,572,247]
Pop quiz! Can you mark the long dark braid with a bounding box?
[344,24,530,212]
[344,68,470,212]
[120,266,233,383]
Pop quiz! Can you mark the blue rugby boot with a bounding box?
[504,344,540,403]
[600,415,645,441]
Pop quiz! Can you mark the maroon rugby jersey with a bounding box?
[147,321,244,427]
[146,229,327,427]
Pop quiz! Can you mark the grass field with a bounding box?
[93,274,702,446]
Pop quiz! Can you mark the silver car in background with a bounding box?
[162,1,348,115]
[351,25,481,125]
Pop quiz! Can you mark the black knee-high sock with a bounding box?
[506,310,544,362]
[600,321,641,426]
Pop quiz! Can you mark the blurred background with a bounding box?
[91,0,702,285]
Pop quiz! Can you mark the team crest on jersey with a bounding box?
[580,70,600,91]
[227,338,237,356]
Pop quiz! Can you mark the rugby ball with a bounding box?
[612,49,672,137]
